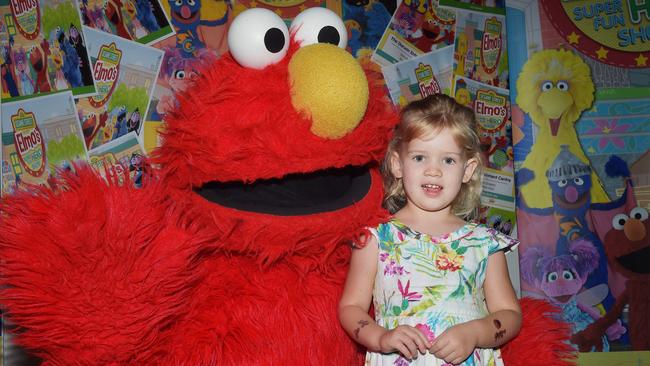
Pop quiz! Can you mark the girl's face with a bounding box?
[391,127,477,216]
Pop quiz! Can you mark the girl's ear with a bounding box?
[390,152,403,179]
[462,157,479,183]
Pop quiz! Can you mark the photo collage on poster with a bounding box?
[0,0,166,195]
[375,0,514,234]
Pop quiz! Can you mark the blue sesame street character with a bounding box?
[135,0,160,32]
[57,28,83,88]
[112,106,129,140]
[344,2,391,57]
[545,146,615,309]
[168,0,230,57]
[518,148,634,317]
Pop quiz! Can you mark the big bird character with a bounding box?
[516,49,609,209]
[1,8,574,365]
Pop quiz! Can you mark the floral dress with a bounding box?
[366,220,519,366]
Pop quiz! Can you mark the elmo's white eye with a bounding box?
[630,207,648,221]
[290,7,347,49]
[227,8,289,69]
[541,81,553,92]
[612,213,629,230]
[557,81,569,91]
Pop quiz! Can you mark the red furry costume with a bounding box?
[1,9,574,365]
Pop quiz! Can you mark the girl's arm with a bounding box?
[429,251,521,364]
[473,250,522,348]
[338,235,429,359]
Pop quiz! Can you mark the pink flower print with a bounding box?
[435,251,464,272]
[415,323,436,342]
[584,118,631,149]
[398,279,422,302]
[379,252,389,262]
[384,259,408,276]
[393,356,410,366]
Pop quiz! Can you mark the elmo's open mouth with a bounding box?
[194,166,371,216]
[616,245,650,274]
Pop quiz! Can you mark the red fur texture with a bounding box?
[501,298,577,366]
[0,39,575,365]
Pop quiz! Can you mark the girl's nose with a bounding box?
[424,164,441,177]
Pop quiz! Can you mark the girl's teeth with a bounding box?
[422,184,440,188]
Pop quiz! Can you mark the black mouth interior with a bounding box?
[193,165,371,216]
[617,245,650,274]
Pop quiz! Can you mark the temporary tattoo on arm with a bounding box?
[353,320,369,339]
[493,319,506,341]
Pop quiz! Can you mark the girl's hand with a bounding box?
[378,325,431,360]
[429,323,477,365]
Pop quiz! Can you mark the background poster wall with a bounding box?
[507,0,650,357]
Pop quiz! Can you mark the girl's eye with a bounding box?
[412,155,425,162]
[443,157,456,165]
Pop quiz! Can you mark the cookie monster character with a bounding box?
[1,8,575,365]
[135,0,160,32]
[57,28,83,88]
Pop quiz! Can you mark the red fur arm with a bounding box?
[0,167,202,364]
[570,291,628,352]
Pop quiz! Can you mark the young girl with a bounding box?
[339,94,522,365]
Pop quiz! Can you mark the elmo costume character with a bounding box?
[1,8,574,365]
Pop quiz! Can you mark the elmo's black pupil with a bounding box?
[265,28,285,53]
[318,26,340,46]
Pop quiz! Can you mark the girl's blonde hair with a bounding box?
[382,94,484,219]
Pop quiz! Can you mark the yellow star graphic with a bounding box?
[602,126,611,134]
[635,53,648,67]
[588,146,596,154]
[249,0,257,6]
[299,4,307,11]
[596,47,608,60]
[567,32,580,44]
[275,8,283,16]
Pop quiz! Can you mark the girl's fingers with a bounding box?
[395,341,413,360]
[433,342,454,361]
[404,327,429,353]
[429,335,446,354]
[402,336,419,358]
